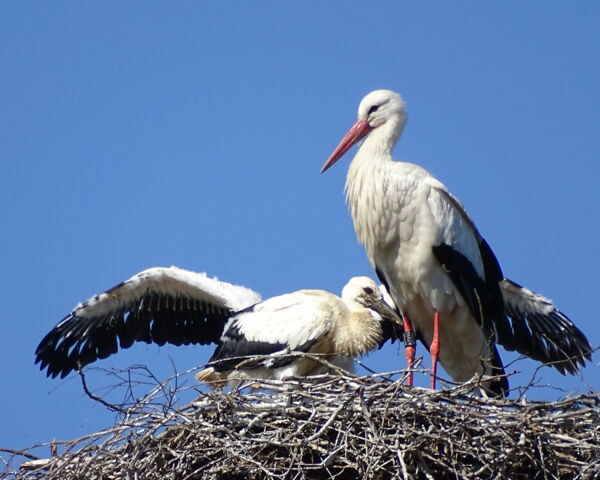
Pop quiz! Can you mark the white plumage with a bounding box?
[321,89,591,396]
[35,268,402,385]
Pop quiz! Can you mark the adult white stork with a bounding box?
[35,267,402,385]
[321,89,592,396]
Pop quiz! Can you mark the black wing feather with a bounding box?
[35,289,234,379]
[432,243,504,340]
[500,279,592,375]
[207,320,318,372]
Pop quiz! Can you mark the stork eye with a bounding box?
[368,105,380,115]
[363,286,374,294]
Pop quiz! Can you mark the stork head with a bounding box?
[342,276,401,324]
[342,276,382,307]
[320,89,407,173]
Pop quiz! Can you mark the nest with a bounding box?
[3,360,599,480]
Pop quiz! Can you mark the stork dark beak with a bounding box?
[366,296,403,326]
[320,120,373,173]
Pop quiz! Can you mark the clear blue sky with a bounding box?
[2,1,599,463]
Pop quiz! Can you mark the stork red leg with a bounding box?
[402,313,416,386]
[430,311,440,389]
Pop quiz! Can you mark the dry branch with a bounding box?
[3,363,599,480]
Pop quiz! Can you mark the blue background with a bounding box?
[2,1,598,465]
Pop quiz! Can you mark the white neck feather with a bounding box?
[343,116,407,268]
[359,116,404,161]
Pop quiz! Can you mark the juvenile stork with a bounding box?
[35,267,402,386]
[321,89,592,396]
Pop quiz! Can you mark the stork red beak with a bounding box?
[320,120,373,173]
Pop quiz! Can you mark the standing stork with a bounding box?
[35,267,402,386]
[321,89,592,396]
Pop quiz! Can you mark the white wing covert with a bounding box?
[427,183,484,276]
[206,290,338,372]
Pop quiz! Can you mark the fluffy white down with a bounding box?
[70,267,262,320]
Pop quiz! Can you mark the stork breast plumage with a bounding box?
[349,155,481,314]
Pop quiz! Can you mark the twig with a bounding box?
[78,369,127,413]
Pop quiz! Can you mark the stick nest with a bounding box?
[4,365,600,480]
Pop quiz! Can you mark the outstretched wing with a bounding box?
[426,246,592,376]
[499,278,592,375]
[35,266,262,378]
